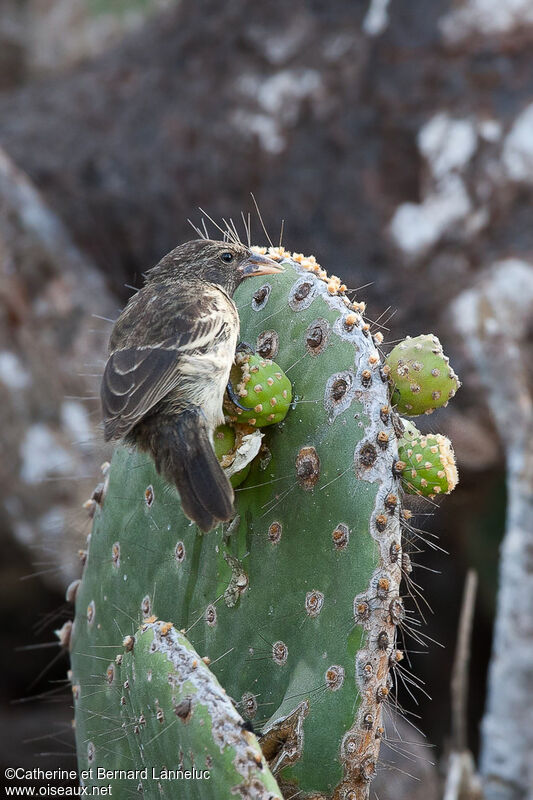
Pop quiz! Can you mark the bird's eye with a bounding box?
[220,251,234,263]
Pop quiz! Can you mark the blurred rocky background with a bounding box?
[2,1,533,797]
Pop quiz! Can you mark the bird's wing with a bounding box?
[101,293,232,440]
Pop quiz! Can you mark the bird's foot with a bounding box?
[235,340,255,356]
[228,341,255,410]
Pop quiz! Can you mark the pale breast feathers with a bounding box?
[101,287,239,440]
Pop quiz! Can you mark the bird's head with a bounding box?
[147,239,283,295]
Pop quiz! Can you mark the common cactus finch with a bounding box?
[101,239,283,531]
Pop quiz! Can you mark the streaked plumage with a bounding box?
[101,239,282,531]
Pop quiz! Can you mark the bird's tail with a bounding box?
[148,407,235,533]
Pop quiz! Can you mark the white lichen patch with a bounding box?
[0,351,31,390]
[19,423,73,483]
[238,69,322,120]
[418,113,478,179]
[60,401,92,449]
[440,0,533,43]
[362,0,391,37]
[231,111,285,155]
[452,259,533,339]
[253,23,311,66]
[502,103,533,183]
[324,370,358,422]
[478,118,502,143]
[389,174,472,258]
[389,109,487,258]
[233,69,322,154]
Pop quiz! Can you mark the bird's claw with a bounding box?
[227,341,255,410]
[226,380,249,411]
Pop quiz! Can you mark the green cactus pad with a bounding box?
[113,620,282,799]
[71,250,413,799]
[397,425,458,498]
[226,353,292,427]
[213,424,252,488]
[386,334,460,416]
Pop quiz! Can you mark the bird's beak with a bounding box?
[240,252,284,278]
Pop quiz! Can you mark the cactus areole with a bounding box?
[70,247,459,799]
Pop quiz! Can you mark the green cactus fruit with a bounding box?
[226,353,292,427]
[70,246,459,799]
[385,334,460,416]
[110,619,281,798]
[213,422,236,457]
[213,424,252,488]
[397,422,458,498]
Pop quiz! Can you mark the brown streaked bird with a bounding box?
[101,239,283,532]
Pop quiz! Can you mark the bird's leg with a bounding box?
[226,341,256,411]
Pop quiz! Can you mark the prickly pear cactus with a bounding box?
[68,247,459,799]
